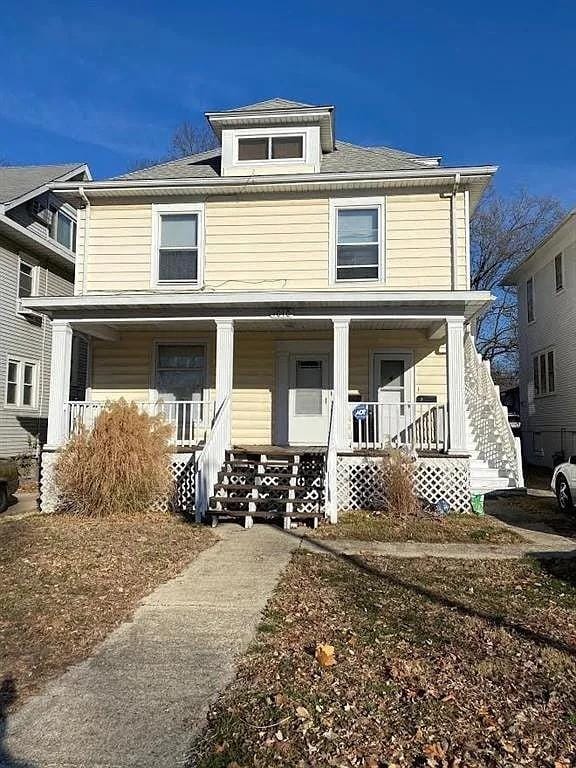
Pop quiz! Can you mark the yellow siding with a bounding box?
[81,191,469,293]
[90,329,446,444]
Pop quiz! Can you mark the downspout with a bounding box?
[78,186,90,295]
[449,173,461,290]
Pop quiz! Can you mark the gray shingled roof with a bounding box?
[116,141,434,181]
[223,98,316,112]
[0,164,85,205]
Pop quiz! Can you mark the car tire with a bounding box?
[0,484,7,514]
[556,474,575,514]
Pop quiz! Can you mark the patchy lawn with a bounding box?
[190,553,576,767]
[309,509,523,544]
[487,493,576,540]
[0,512,214,709]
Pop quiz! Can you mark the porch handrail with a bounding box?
[324,399,338,523]
[194,395,231,522]
[66,399,213,448]
[350,401,447,452]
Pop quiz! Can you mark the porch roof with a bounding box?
[23,290,492,324]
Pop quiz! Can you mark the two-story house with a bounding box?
[504,210,576,467]
[24,99,522,522]
[0,164,90,472]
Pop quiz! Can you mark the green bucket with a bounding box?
[471,493,485,516]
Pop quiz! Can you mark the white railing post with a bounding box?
[46,321,73,448]
[446,317,467,454]
[332,317,350,450]
[215,318,234,447]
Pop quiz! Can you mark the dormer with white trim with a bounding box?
[206,98,334,176]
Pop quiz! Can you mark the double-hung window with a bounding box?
[526,277,535,323]
[555,253,564,292]
[153,204,204,286]
[18,257,37,298]
[5,359,37,408]
[331,198,385,282]
[532,348,556,396]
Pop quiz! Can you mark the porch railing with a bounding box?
[66,400,214,448]
[349,401,447,452]
[195,396,231,521]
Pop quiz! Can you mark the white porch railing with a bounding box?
[349,401,447,452]
[194,396,231,521]
[324,400,338,523]
[66,400,214,448]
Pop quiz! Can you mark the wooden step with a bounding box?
[214,482,323,493]
[209,496,321,510]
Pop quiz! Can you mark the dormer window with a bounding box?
[237,134,304,162]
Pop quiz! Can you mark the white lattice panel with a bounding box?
[152,452,197,514]
[337,455,470,514]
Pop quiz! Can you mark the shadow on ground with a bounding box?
[0,676,36,768]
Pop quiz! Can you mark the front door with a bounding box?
[372,353,413,445]
[288,354,331,445]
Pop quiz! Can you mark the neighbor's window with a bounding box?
[555,253,564,292]
[5,359,36,407]
[18,258,36,298]
[335,205,381,281]
[237,135,304,162]
[533,349,556,396]
[526,277,535,322]
[51,208,77,251]
[157,213,199,283]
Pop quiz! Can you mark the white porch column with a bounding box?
[332,318,350,449]
[445,316,467,454]
[215,319,234,442]
[46,320,73,448]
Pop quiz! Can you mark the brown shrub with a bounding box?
[377,448,421,521]
[55,399,174,516]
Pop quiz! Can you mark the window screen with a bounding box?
[336,208,379,280]
[238,138,268,161]
[271,136,303,159]
[294,360,323,415]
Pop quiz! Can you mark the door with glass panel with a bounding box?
[372,353,413,446]
[155,344,206,444]
[288,355,331,445]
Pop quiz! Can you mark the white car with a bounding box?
[551,459,576,513]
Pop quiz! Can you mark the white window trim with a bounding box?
[235,128,306,165]
[17,254,39,300]
[554,252,565,294]
[532,346,556,398]
[526,275,536,324]
[4,356,39,410]
[51,207,77,252]
[329,196,386,285]
[151,202,205,290]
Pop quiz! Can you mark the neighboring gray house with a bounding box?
[0,164,91,467]
[504,210,576,467]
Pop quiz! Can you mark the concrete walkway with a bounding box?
[1,524,302,768]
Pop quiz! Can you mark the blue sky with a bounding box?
[1,0,575,204]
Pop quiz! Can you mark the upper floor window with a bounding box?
[330,197,385,282]
[555,253,564,292]
[51,208,77,251]
[18,257,37,298]
[5,358,37,408]
[152,203,204,287]
[237,135,304,162]
[533,348,556,397]
[526,277,535,323]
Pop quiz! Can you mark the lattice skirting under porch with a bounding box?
[336,455,471,514]
[40,451,197,515]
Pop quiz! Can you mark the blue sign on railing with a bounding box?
[352,404,368,422]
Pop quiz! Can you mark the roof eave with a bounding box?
[2,163,92,212]
[0,214,75,273]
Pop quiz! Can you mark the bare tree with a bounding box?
[470,187,564,372]
[125,121,218,173]
[169,120,218,158]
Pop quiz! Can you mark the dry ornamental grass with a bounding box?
[55,399,174,516]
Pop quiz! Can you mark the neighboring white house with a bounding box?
[0,164,91,469]
[504,210,576,467]
[23,98,523,521]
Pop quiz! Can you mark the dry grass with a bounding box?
[0,512,214,710]
[55,399,174,516]
[375,449,421,519]
[190,554,576,767]
[311,509,524,544]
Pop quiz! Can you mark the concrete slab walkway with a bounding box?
[1,524,302,768]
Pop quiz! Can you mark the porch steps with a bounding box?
[208,448,325,528]
[469,458,515,494]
